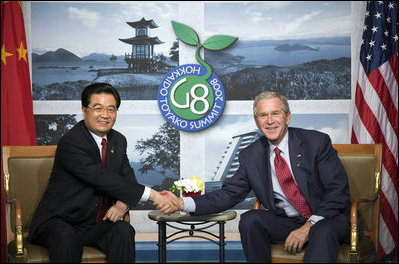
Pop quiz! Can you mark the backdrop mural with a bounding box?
[204,1,351,100]
[31,1,351,211]
[31,2,178,100]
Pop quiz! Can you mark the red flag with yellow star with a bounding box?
[1,1,36,261]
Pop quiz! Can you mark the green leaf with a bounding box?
[203,35,238,50]
[171,21,199,46]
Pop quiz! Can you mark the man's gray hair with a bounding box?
[253,91,290,117]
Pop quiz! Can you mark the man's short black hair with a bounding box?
[81,83,121,108]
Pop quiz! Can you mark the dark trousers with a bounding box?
[32,218,136,263]
[238,210,350,263]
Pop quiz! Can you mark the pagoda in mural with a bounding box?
[119,17,164,73]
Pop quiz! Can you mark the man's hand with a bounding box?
[156,190,184,214]
[104,200,128,222]
[149,189,181,215]
[284,221,313,254]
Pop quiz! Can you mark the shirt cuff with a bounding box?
[308,215,325,224]
[139,186,151,202]
[182,197,196,212]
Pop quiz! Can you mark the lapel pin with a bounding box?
[111,147,115,154]
[297,154,302,157]
[296,161,301,167]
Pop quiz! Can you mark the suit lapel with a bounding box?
[288,129,311,205]
[79,121,103,164]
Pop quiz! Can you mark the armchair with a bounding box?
[253,143,382,263]
[2,145,130,263]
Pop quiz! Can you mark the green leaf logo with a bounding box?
[203,35,238,51]
[171,21,199,46]
[171,20,238,80]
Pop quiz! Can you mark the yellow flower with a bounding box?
[190,175,204,191]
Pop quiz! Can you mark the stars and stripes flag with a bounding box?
[351,1,398,259]
[1,1,37,262]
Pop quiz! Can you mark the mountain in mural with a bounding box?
[32,48,81,62]
[32,49,126,63]
[274,43,319,52]
[81,53,125,62]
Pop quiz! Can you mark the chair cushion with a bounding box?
[270,237,376,263]
[8,240,107,263]
[271,243,304,262]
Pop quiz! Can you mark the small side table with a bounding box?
[148,210,237,263]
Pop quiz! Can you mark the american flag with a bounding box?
[351,1,398,259]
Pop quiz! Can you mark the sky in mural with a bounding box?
[31,2,177,57]
[205,1,351,40]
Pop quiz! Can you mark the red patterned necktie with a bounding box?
[96,138,107,223]
[274,147,312,218]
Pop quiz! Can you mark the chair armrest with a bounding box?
[7,198,24,256]
[253,199,261,210]
[124,213,131,222]
[350,170,380,254]
[350,195,378,253]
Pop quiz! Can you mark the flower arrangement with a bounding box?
[170,175,205,196]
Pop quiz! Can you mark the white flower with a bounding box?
[172,175,204,193]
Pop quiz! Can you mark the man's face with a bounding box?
[254,97,291,146]
[82,93,117,137]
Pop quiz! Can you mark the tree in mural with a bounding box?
[151,177,177,192]
[169,39,179,63]
[134,122,180,175]
[134,122,180,208]
[35,115,78,145]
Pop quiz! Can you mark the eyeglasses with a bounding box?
[86,106,117,114]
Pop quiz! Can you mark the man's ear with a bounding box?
[254,116,261,129]
[286,111,291,125]
[82,107,86,119]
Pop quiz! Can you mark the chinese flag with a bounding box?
[1,1,37,262]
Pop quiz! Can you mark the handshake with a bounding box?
[150,189,184,215]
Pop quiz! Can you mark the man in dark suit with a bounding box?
[28,83,178,263]
[158,91,351,262]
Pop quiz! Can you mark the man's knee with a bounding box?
[57,227,81,243]
[113,221,135,238]
[305,221,346,262]
[308,221,337,242]
[43,221,83,262]
[239,210,265,232]
[43,219,82,248]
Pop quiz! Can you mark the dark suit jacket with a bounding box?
[28,120,145,241]
[193,127,351,222]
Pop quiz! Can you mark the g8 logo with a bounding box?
[158,64,225,131]
[170,76,214,120]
